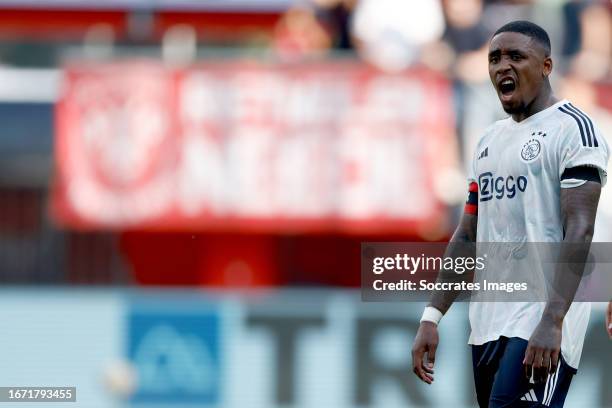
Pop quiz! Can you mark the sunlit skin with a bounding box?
[488,32,558,122]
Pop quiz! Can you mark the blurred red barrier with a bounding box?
[0,8,279,41]
[53,60,457,235]
[120,232,280,286]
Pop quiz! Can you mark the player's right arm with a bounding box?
[411,186,478,384]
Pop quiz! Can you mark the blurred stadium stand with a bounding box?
[0,1,609,407]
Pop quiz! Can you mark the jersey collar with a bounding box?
[508,99,569,126]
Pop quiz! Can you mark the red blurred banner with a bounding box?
[53,60,458,234]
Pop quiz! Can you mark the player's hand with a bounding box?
[606,301,612,339]
[411,321,439,384]
[523,318,562,384]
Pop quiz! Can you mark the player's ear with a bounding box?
[543,56,553,77]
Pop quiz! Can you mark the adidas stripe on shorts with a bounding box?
[472,336,576,407]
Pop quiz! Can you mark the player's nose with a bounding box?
[495,59,512,78]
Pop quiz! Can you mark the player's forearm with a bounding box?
[542,181,600,325]
[428,264,474,315]
[428,217,477,315]
[542,222,594,325]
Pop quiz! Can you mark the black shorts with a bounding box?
[472,336,576,407]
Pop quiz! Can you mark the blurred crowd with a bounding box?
[269,0,611,165]
[271,0,610,79]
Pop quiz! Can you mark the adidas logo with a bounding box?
[478,147,489,160]
[520,389,538,402]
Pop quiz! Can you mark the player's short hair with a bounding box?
[493,20,551,56]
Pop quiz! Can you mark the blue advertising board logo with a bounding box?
[127,305,221,404]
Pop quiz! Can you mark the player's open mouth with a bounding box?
[498,78,516,101]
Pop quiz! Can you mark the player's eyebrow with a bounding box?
[488,48,527,58]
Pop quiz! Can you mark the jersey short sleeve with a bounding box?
[558,110,609,188]
[467,146,478,184]
[467,125,494,185]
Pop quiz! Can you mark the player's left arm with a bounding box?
[523,172,601,383]
[524,110,610,381]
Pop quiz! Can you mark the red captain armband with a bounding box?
[464,182,478,215]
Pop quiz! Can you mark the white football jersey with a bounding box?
[467,99,610,368]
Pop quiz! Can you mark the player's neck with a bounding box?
[511,85,559,123]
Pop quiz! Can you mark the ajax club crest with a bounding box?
[521,138,541,161]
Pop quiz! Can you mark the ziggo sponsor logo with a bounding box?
[478,172,527,201]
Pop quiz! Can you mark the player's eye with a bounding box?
[511,54,522,61]
[489,56,499,64]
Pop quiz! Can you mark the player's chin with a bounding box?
[499,98,522,114]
